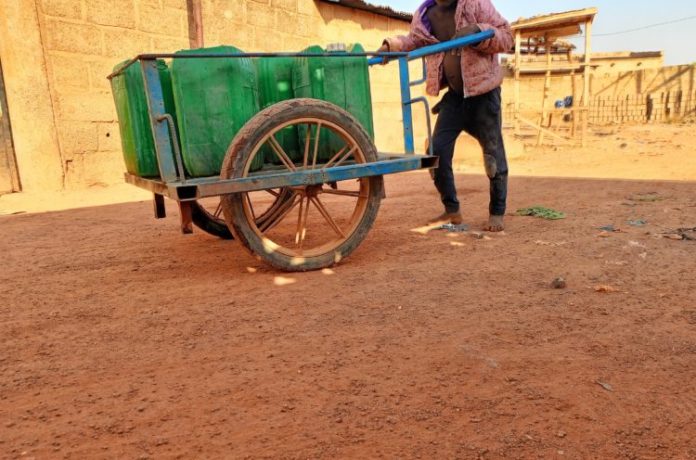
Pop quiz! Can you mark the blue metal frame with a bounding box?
[366,30,494,154]
[125,30,494,195]
[139,59,179,183]
[125,153,438,201]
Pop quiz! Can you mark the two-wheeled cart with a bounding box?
[108,31,494,271]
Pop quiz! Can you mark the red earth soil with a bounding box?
[1,172,695,458]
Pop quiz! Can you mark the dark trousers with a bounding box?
[431,87,508,216]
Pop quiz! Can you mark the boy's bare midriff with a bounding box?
[426,3,463,95]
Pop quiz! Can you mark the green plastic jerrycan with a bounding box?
[255,56,302,164]
[171,46,261,176]
[111,60,177,178]
[293,43,375,163]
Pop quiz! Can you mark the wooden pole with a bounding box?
[514,30,522,135]
[582,19,593,146]
[518,116,573,143]
[187,0,204,49]
[569,48,577,137]
[537,34,552,145]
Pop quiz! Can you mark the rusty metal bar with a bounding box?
[179,201,193,234]
[153,193,166,219]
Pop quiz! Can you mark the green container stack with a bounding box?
[112,43,375,179]
[255,56,302,164]
[111,60,177,178]
[293,43,375,162]
[170,46,261,176]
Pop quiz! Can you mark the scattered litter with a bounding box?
[470,231,492,240]
[628,192,663,202]
[437,223,470,233]
[556,430,567,438]
[598,224,621,232]
[627,240,645,248]
[662,233,684,241]
[595,380,614,392]
[535,240,568,246]
[605,260,628,266]
[594,285,618,293]
[450,241,466,247]
[551,277,567,289]
[660,227,696,241]
[516,206,565,220]
[627,219,647,227]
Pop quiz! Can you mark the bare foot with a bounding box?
[483,215,505,232]
[428,211,463,225]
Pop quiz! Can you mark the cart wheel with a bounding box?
[220,98,383,272]
[191,191,293,240]
[191,199,232,239]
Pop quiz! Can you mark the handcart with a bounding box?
[108,31,494,271]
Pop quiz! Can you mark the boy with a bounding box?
[377,0,513,231]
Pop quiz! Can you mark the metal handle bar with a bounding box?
[107,30,493,79]
[156,114,186,182]
[406,97,434,156]
[366,29,494,66]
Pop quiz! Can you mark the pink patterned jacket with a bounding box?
[385,0,513,98]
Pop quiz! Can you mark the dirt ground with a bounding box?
[1,125,696,458]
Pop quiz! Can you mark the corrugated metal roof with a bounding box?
[317,0,413,22]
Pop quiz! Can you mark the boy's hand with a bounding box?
[453,24,481,38]
[376,42,390,65]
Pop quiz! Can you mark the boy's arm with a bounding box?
[382,9,429,52]
[470,0,513,54]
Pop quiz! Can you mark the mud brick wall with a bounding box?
[500,64,696,125]
[0,0,416,190]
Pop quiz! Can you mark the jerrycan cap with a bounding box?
[326,42,347,53]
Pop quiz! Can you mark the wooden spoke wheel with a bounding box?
[191,189,292,240]
[220,99,383,271]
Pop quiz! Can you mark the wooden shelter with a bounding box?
[510,8,598,145]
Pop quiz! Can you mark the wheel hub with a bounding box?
[291,184,324,197]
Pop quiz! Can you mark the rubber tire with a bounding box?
[191,200,233,239]
[190,190,293,240]
[220,98,383,272]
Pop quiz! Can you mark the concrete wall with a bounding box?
[0,0,65,191]
[0,0,419,191]
[592,65,696,99]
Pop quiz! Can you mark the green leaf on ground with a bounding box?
[516,206,566,220]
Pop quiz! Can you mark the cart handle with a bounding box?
[366,29,495,66]
[376,29,494,155]
[107,30,494,80]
